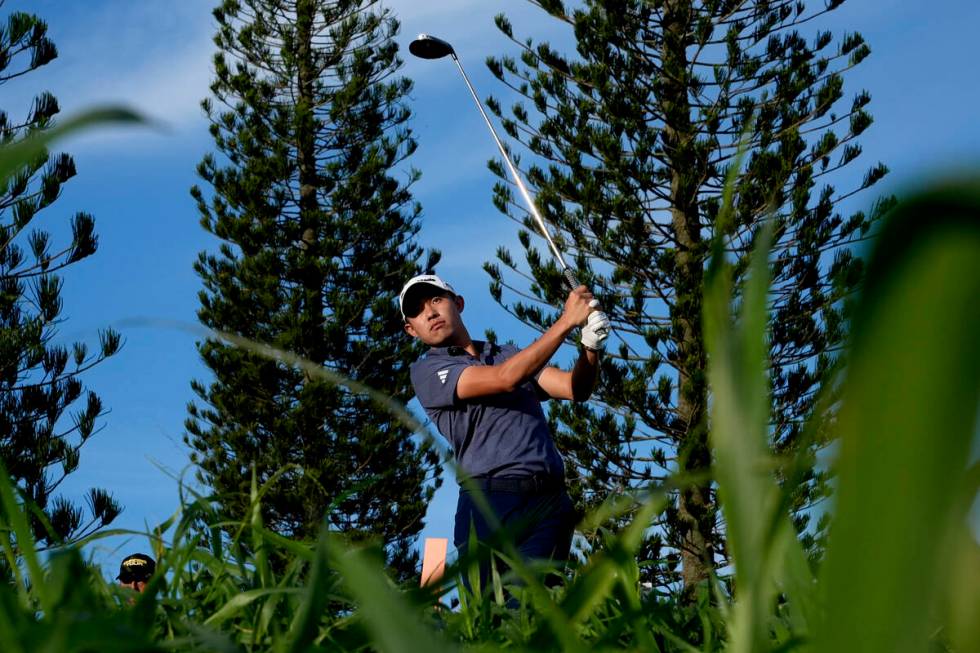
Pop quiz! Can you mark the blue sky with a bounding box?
[4,0,978,572]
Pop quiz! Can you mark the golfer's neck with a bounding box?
[446,326,477,356]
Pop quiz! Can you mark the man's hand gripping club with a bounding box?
[568,286,610,353]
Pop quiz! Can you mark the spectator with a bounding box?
[117,553,155,592]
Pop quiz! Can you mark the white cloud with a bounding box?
[5,2,214,126]
[55,3,215,131]
[0,2,215,150]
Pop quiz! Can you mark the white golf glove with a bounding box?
[581,310,611,352]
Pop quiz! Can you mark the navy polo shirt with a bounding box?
[410,341,565,481]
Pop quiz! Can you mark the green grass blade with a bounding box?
[0,558,27,653]
[258,527,315,562]
[706,221,817,651]
[945,522,980,651]
[203,588,300,627]
[816,186,980,653]
[558,491,666,626]
[0,107,145,182]
[172,622,241,653]
[324,534,454,653]
[0,461,49,614]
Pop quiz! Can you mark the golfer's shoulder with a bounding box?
[410,352,437,380]
[410,349,459,383]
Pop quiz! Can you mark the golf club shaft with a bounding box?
[448,54,580,291]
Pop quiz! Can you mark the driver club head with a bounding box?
[409,33,455,59]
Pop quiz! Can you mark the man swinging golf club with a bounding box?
[401,274,610,590]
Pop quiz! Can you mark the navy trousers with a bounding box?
[454,487,576,593]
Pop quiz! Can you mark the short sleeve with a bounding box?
[410,356,470,409]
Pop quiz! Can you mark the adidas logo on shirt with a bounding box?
[437,369,450,384]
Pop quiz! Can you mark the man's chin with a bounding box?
[424,330,453,347]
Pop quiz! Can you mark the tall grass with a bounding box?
[0,115,977,651]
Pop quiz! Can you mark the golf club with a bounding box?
[409,33,588,296]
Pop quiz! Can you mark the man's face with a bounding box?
[403,289,465,346]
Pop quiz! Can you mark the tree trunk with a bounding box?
[295,0,324,367]
[660,0,714,593]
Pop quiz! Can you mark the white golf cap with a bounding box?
[399,274,456,319]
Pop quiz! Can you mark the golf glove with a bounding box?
[581,310,611,352]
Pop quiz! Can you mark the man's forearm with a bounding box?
[570,347,600,401]
[497,317,577,390]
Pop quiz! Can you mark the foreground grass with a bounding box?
[0,116,977,651]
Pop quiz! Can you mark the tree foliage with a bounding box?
[185,0,440,575]
[0,6,122,545]
[484,0,891,592]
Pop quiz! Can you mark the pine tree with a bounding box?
[484,0,890,593]
[0,8,122,545]
[185,0,440,574]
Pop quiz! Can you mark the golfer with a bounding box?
[400,274,609,589]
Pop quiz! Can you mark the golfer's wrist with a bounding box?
[555,314,580,334]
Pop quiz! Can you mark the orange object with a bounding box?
[420,537,448,587]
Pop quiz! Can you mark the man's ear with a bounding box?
[455,295,465,313]
[404,321,418,338]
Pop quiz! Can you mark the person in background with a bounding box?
[117,552,155,592]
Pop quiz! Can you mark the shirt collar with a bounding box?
[428,340,499,358]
